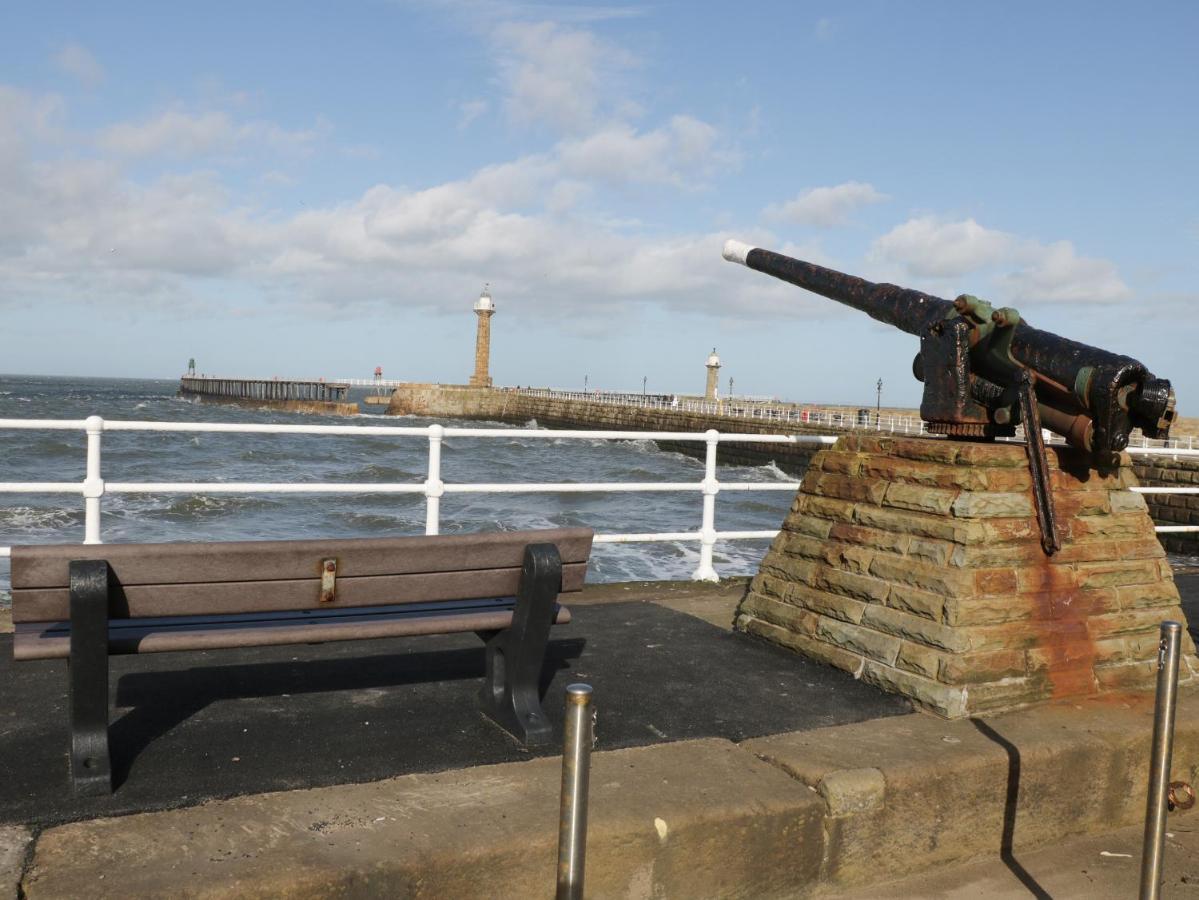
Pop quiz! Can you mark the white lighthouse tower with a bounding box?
[469,284,495,388]
[704,348,721,401]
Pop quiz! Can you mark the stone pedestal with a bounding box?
[735,434,1197,718]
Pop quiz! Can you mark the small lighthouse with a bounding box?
[469,284,495,388]
[704,348,721,400]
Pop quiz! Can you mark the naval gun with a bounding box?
[722,239,1177,554]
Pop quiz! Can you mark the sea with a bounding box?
[0,375,799,603]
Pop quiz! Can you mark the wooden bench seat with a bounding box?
[11,527,593,796]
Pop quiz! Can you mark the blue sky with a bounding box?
[2,1,1196,410]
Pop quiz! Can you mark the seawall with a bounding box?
[387,383,1197,551]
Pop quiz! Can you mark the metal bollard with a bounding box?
[557,684,594,900]
[1139,621,1182,900]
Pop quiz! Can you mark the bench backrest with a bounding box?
[11,528,593,623]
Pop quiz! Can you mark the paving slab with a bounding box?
[0,826,30,900]
[818,816,1199,899]
[23,738,825,900]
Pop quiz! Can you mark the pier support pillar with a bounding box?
[735,434,1198,718]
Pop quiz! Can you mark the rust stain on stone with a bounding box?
[1029,558,1098,699]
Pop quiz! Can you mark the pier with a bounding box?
[179,375,357,416]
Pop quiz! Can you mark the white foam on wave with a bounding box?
[0,506,82,531]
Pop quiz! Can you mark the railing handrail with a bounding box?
[0,417,1195,576]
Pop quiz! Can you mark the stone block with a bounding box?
[1110,490,1149,513]
[739,592,819,634]
[938,649,1027,685]
[815,474,887,505]
[883,482,958,516]
[1116,580,1182,610]
[964,676,1055,713]
[951,492,1034,519]
[790,583,869,625]
[828,523,910,555]
[854,504,985,544]
[868,555,970,599]
[954,442,1027,467]
[816,618,902,665]
[943,594,1035,627]
[889,438,962,465]
[894,641,941,679]
[817,768,886,817]
[905,537,955,567]
[804,495,859,524]
[817,568,891,605]
[819,451,865,476]
[862,605,968,653]
[1075,558,1164,589]
[863,457,988,491]
[980,518,1039,544]
[859,661,967,718]
[1052,491,1112,518]
[741,618,866,676]
[784,514,833,540]
[1069,513,1157,541]
[973,568,1018,596]
[885,583,945,621]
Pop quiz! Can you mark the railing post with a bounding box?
[83,415,105,544]
[692,429,720,582]
[424,424,444,536]
[1140,620,1183,900]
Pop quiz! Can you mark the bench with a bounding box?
[10,527,594,796]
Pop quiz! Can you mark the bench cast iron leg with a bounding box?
[69,560,112,795]
[480,543,562,747]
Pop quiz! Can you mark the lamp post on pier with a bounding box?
[876,378,883,425]
[642,376,647,397]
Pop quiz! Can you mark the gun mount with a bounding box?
[722,239,1177,554]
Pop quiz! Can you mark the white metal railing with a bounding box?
[1,417,1196,576]
[0,417,838,581]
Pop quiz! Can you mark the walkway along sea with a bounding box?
[0,375,804,602]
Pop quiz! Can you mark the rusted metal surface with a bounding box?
[1168,782,1196,811]
[320,558,337,603]
[1018,372,1061,554]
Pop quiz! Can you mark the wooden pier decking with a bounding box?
[179,376,357,415]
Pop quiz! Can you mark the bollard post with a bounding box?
[557,684,594,900]
[1140,621,1182,900]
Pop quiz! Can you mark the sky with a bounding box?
[1,1,1197,410]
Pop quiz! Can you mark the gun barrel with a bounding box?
[722,240,953,336]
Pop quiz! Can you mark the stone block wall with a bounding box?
[1132,455,1199,555]
[735,434,1197,718]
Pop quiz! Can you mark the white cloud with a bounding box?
[999,240,1131,304]
[53,44,105,87]
[97,109,323,159]
[871,216,1014,278]
[870,216,1131,304]
[556,116,730,187]
[766,181,888,227]
[491,19,636,133]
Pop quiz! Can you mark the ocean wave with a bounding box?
[143,495,283,521]
[0,506,84,532]
[758,461,794,481]
[339,463,421,482]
